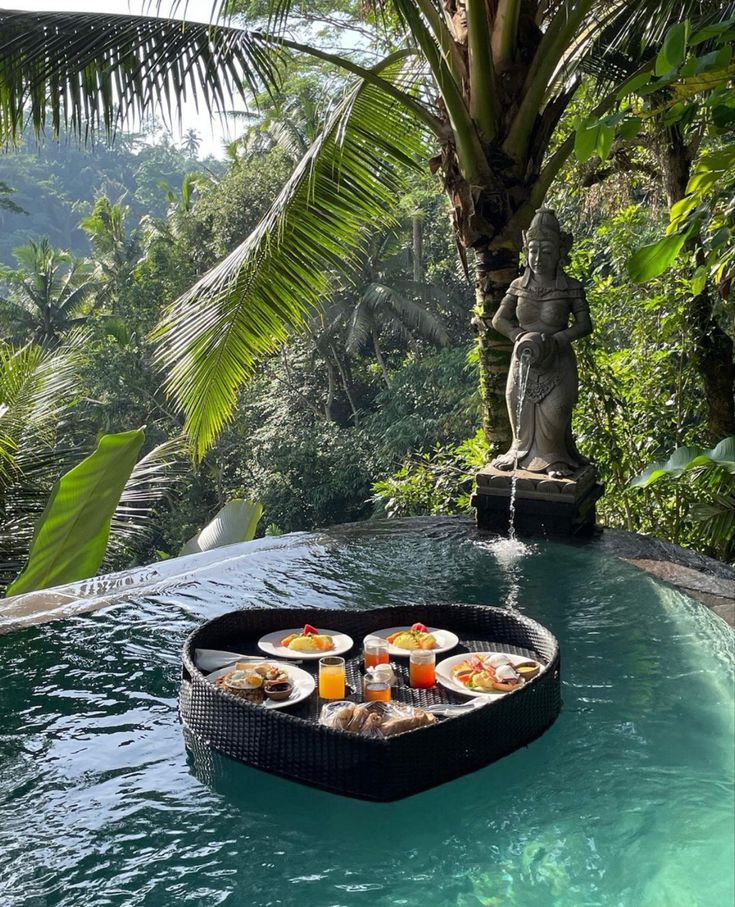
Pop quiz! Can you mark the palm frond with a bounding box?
[577,1,735,88]
[364,282,449,346]
[346,298,375,353]
[0,342,80,455]
[154,56,433,458]
[0,10,283,141]
[107,435,190,563]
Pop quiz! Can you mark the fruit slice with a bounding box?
[411,622,429,633]
[302,624,319,635]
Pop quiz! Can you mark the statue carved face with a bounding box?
[527,238,559,280]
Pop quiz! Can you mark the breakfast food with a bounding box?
[218,661,290,703]
[381,709,436,737]
[451,654,540,693]
[320,701,436,737]
[281,624,334,653]
[386,623,438,651]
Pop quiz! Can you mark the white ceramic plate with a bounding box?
[366,626,460,657]
[257,628,354,660]
[206,661,315,709]
[435,651,544,699]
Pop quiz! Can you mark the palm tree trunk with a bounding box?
[329,345,360,425]
[412,214,423,283]
[324,357,336,422]
[473,245,518,454]
[656,125,735,441]
[371,329,392,388]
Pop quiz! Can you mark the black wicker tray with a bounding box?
[180,604,561,801]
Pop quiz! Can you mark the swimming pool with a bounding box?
[1,519,733,906]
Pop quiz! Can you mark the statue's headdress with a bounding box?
[522,208,572,266]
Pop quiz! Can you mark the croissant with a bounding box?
[333,704,355,730]
[381,710,436,737]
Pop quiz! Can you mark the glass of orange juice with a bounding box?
[363,637,390,670]
[409,650,435,689]
[319,656,346,699]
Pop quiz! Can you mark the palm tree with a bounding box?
[0,239,97,344]
[0,341,81,589]
[341,228,450,387]
[80,197,142,311]
[0,3,725,458]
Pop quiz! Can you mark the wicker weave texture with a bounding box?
[180,604,561,801]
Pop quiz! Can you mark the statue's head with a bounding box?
[522,209,572,279]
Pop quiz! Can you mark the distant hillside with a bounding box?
[0,130,219,265]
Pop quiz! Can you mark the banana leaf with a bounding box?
[179,499,263,556]
[6,428,145,596]
[630,436,735,487]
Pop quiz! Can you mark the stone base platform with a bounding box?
[472,463,604,536]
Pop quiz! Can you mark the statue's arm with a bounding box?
[491,293,524,341]
[560,291,593,343]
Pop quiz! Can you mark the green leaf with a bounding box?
[627,232,688,282]
[618,116,642,140]
[690,265,708,295]
[669,194,698,230]
[630,436,735,488]
[690,17,735,45]
[655,21,689,76]
[695,44,733,74]
[574,120,599,162]
[179,499,264,555]
[618,72,652,97]
[6,428,145,596]
[596,123,616,160]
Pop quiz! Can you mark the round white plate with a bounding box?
[257,628,354,660]
[435,651,544,698]
[206,661,315,709]
[366,626,460,657]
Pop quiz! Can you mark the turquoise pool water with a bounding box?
[1,520,733,907]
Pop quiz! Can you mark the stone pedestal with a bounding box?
[472,463,604,537]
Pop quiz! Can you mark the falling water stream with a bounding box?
[479,347,534,608]
[507,346,533,544]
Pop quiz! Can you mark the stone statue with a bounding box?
[490,208,592,480]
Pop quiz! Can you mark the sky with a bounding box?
[2,1,255,158]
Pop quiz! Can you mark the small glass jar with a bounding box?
[409,650,436,689]
[363,636,390,670]
[363,676,392,702]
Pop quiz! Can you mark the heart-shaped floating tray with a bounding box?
[180,604,560,801]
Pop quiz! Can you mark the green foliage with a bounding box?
[7,428,145,596]
[627,230,691,282]
[630,437,735,559]
[154,58,432,459]
[0,341,82,591]
[614,17,735,288]
[372,430,488,518]
[363,347,480,470]
[631,436,735,486]
[179,499,264,555]
[0,128,205,266]
[0,239,97,344]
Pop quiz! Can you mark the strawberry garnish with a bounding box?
[302,624,319,635]
[411,622,429,633]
